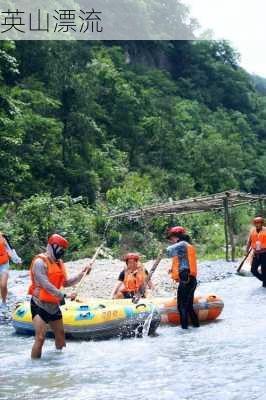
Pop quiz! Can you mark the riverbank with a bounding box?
[6,257,237,306]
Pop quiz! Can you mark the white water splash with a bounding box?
[142,304,156,337]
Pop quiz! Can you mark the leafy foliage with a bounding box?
[0,194,99,265]
[0,39,265,260]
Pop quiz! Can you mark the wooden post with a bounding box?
[223,198,229,262]
[224,194,236,261]
[228,204,236,262]
[259,199,265,216]
[141,212,151,250]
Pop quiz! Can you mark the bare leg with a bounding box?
[0,272,8,303]
[31,315,47,359]
[113,291,125,299]
[49,319,66,350]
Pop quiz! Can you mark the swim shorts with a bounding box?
[30,298,62,323]
[0,262,9,276]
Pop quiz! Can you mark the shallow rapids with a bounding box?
[1,260,265,400]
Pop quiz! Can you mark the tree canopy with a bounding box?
[0,39,264,205]
[0,39,265,261]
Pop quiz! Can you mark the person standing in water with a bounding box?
[28,234,91,359]
[166,226,199,330]
[0,232,22,310]
[247,217,266,287]
[111,253,153,299]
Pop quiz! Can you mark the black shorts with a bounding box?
[122,291,135,299]
[30,298,62,324]
[122,291,146,299]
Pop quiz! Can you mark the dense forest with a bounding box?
[0,38,265,263]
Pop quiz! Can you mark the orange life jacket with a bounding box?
[170,243,197,282]
[122,267,146,293]
[28,253,67,304]
[249,227,266,250]
[0,235,9,265]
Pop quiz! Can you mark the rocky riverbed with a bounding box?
[4,257,237,315]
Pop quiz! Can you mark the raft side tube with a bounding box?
[12,301,161,340]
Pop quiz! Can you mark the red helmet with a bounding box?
[48,234,69,249]
[167,226,186,237]
[123,253,140,262]
[253,217,264,225]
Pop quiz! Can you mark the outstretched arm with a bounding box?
[4,237,22,264]
[111,281,123,299]
[63,265,91,288]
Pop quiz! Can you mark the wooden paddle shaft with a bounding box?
[75,244,104,295]
[237,248,252,273]
[133,250,163,303]
[147,251,164,281]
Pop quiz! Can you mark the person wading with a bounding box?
[247,217,266,287]
[166,226,200,330]
[111,253,153,299]
[28,234,91,359]
[0,232,22,311]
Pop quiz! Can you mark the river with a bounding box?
[1,260,265,400]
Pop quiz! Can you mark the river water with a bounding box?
[1,260,266,400]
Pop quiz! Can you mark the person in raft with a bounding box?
[0,232,22,311]
[111,253,154,299]
[28,234,91,359]
[246,217,266,287]
[166,226,200,330]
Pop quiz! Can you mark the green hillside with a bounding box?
[0,39,265,262]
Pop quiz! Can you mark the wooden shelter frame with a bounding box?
[108,190,266,261]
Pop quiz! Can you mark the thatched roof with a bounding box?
[108,190,266,220]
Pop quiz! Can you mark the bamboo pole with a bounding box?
[108,191,266,220]
[223,197,230,262]
[259,199,265,216]
[226,194,236,261]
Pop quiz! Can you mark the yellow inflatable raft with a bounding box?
[12,300,161,340]
[80,294,224,325]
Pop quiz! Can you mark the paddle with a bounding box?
[73,219,111,300]
[73,243,104,299]
[237,248,252,273]
[132,250,164,304]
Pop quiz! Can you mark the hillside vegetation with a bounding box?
[0,39,265,263]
